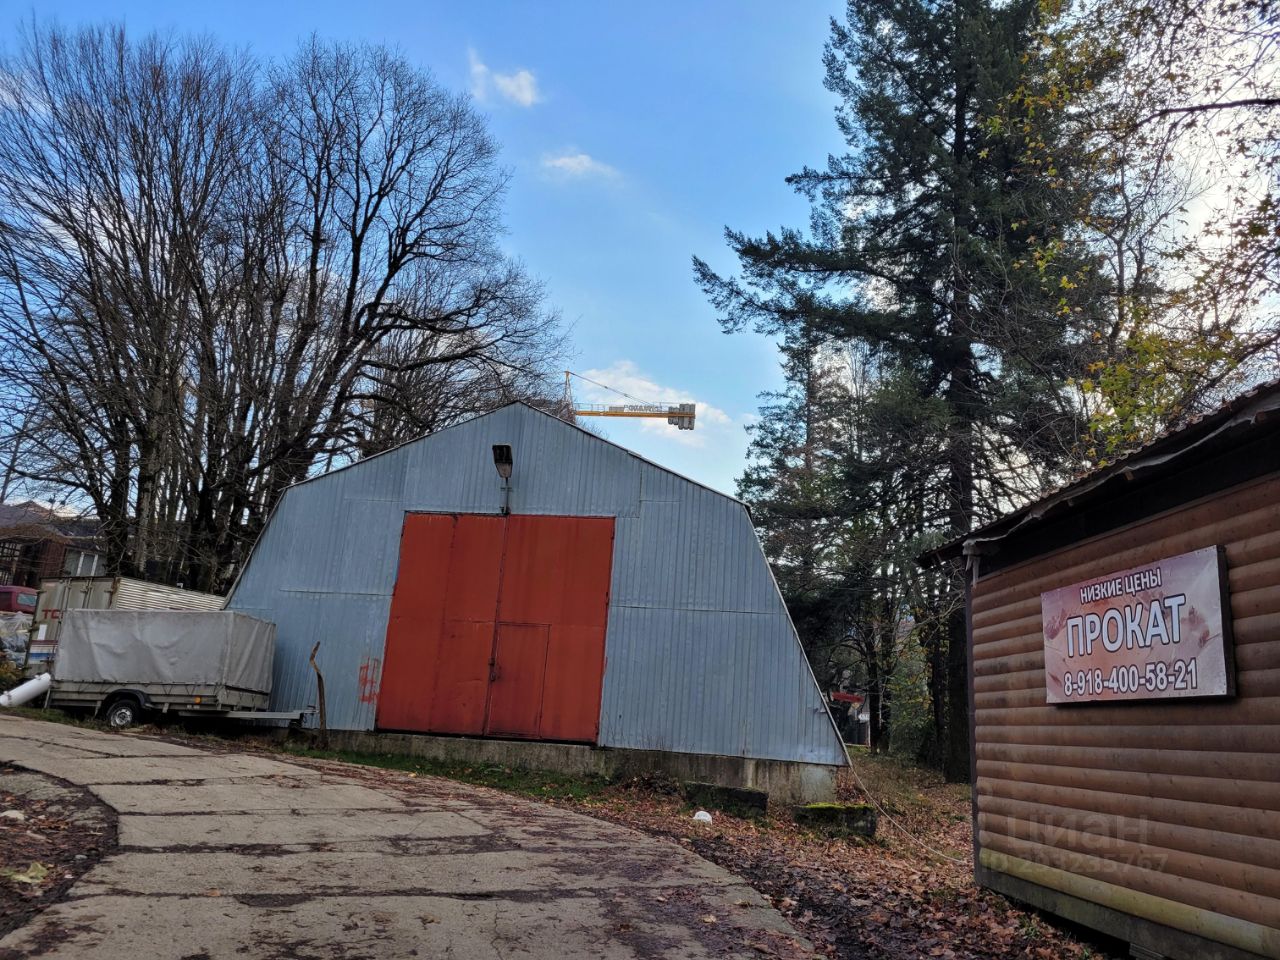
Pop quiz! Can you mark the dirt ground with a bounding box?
[2,712,1124,959]
[275,747,1125,960]
[0,764,117,938]
[574,759,1121,960]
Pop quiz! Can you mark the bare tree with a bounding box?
[0,26,255,573]
[0,25,563,589]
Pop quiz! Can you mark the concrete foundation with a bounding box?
[324,730,841,805]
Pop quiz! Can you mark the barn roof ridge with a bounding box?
[284,399,746,507]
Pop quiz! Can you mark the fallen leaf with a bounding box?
[1,862,49,886]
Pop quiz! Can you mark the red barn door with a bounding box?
[376,513,614,743]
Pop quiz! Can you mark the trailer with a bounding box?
[46,609,299,728]
[25,576,225,673]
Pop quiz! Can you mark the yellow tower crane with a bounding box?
[563,371,696,431]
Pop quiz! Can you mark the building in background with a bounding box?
[0,502,103,588]
[229,403,848,802]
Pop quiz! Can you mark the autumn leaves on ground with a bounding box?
[583,752,1117,960]
[280,742,1120,960]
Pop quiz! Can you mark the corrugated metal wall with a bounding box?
[228,403,847,767]
[972,474,1280,957]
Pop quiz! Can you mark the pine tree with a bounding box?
[698,0,1112,778]
[737,324,855,693]
[739,330,944,753]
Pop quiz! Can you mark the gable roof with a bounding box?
[0,501,101,545]
[287,400,742,506]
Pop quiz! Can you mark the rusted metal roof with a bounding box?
[926,376,1280,565]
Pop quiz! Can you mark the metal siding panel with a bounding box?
[280,480,347,592]
[399,408,518,515]
[242,591,390,731]
[501,515,613,743]
[229,404,846,764]
[513,414,640,518]
[609,496,778,615]
[107,578,225,611]
[599,494,846,765]
[487,622,550,736]
[339,500,406,595]
[425,515,507,735]
[430,620,494,733]
[228,492,298,610]
[602,608,808,759]
[639,462,681,503]
[348,444,411,501]
[442,515,507,621]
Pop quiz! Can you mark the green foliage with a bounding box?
[280,745,612,802]
[0,862,49,887]
[1077,322,1244,460]
[701,0,1123,777]
[1011,0,1280,466]
[0,659,22,691]
[884,630,935,757]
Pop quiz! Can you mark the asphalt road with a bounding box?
[0,715,810,959]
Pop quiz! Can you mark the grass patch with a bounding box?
[844,748,971,816]
[278,744,612,802]
[1,706,101,730]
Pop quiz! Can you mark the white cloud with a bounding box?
[468,48,541,107]
[577,361,733,449]
[468,49,488,100]
[493,69,539,107]
[542,151,619,180]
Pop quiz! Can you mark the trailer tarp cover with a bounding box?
[53,610,274,692]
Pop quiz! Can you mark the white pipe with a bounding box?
[0,672,51,708]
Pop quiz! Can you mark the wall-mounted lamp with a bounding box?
[492,444,513,514]
[492,444,513,479]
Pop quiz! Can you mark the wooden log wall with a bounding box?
[972,474,1280,956]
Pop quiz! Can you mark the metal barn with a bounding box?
[228,403,847,801]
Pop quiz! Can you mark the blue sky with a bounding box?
[16,1,845,495]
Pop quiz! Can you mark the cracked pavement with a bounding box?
[0,716,811,959]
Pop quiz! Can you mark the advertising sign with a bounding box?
[1041,546,1233,704]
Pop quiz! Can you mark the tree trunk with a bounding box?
[942,352,976,782]
[867,655,883,753]
[944,593,970,781]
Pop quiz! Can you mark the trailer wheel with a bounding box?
[103,695,142,729]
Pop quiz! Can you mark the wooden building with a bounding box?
[932,380,1280,960]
